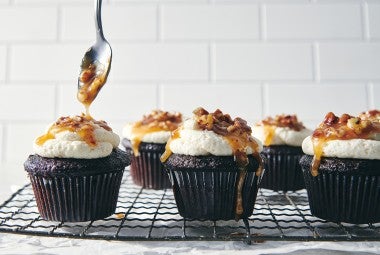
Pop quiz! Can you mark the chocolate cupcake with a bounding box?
[161,107,263,221]
[300,111,380,224]
[122,110,182,189]
[24,115,130,222]
[252,114,311,192]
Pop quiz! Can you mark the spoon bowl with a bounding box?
[77,0,112,115]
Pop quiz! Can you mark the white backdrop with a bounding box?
[0,0,379,165]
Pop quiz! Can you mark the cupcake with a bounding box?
[300,111,380,224]
[252,114,311,192]
[161,107,263,221]
[24,114,130,222]
[122,110,182,189]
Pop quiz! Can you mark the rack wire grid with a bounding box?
[0,170,379,244]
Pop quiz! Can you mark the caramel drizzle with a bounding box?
[129,111,182,156]
[130,123,168,156]
[224,137,262,220]
[263,125,276,146]
[36,115,111,147]
[235,168,247,219]
[37,59,111,148]
[160,128,181,162]
[310,138,325,177]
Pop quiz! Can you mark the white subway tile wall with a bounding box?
[265,4,362,39]
[0,0,379,164]
[162,5,260,40]
[160,84,262,122]
[0,125,3,163]
[373,83,380,107]
[319,43,380,80]
[214,43,313,80]
[0,46,5,82]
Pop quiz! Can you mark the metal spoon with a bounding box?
[77,0,112,115]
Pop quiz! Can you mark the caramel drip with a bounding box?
[130,124,165,156]
[36,115,110,147]
[263,125,276,146]
[36,124,96,147]
[249,140,264,177]
[36,132,55,146]
[160,128,181,162]
[311,138,325,177]
[223,135,263,219]
[235,168,247,220]
[78,59,110,117]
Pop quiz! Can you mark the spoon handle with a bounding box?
[95,0,104,40]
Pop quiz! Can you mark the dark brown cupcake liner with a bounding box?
[167,169,260,220]
[28,170,124,222]
[123,139,171,190]
[260,145,305,192]
[300,155,380,224]
[129,151,172,190]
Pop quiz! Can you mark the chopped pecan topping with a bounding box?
[36,114,112,147]
[55,114,112,132]
[313,112,379,140]
[138,110,182,131]
[257,114,305,131]
[359,109,380,122]
[193,107,261,169]
[310,111,380,177]
[193,107,252,137]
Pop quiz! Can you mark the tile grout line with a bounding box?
[3,39,380,45]
[361,0,370,41]
[157,3,162,42]
[56,5,62,42]
[259,3,267,42]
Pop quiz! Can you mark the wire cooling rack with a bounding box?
[0,170,379,244]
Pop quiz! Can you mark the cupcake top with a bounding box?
[252,114,312,147]
[34,114,120,159]
[161,107,263,168]
[302,112,380,176]
[123,110,182,155]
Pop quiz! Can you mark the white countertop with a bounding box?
[0,163,379,255]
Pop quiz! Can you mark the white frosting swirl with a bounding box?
[122,123,171,144]
[34,122,120,159]
[169,118,263,156]
[302,136,380,160]
[252,125,312,147]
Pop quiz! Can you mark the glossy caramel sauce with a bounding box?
[160,127,181,162]
[161,107,263,220]
[78,59,110,116]
[36,114,112,147]
[310,112,380,176]
[129,110,182,156]
[256,114,306,146]
[263,125,276,146]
